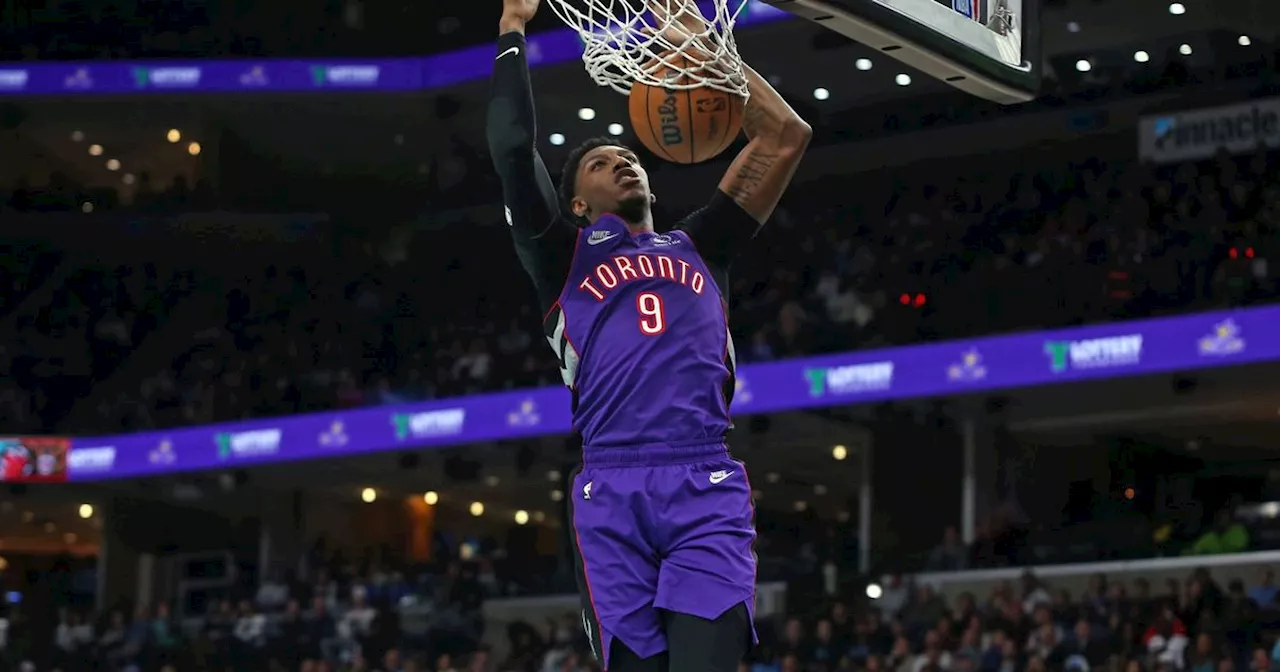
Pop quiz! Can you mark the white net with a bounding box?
[545,0,751,98]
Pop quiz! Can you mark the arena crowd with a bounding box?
[8,557,1280,672]
[0,140,1274,435]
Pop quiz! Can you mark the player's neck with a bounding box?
[593,212,654,234]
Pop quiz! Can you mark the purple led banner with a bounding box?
[0,2,791,96]
[65,305,1279,481]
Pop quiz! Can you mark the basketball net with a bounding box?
[544,0,751,98]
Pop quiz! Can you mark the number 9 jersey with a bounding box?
[544,213,739,449]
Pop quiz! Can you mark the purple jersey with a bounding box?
[545,214,737,448]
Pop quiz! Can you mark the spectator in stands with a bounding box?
[1187,511,1250,556]
[927,526,969,572]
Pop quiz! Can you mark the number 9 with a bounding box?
[636,292,666,336]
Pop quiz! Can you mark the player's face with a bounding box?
[572,145,651,222]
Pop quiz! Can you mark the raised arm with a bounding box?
[487,0,577,310]
[719,64,812,224]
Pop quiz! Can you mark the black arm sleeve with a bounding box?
[675,188,762,291]
[487,31,577,312]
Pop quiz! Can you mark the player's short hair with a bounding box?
[558,136,633,213]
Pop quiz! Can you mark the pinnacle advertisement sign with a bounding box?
[1138,97,1280,164]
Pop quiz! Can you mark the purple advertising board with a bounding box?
[0,2,789,97]
[65,305,1277,481]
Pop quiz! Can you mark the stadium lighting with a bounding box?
[105,159,121,171]
[485,475,500,487]
[423,491,439,505]
[793,500,808,512]
[550,489,564,502]
[187,142,202,156]
[122,173,136,185]
[533,511,547,522]
[894,73,912,86]
[1239,35,1252,46]
[167,128,182,143]
[549,133,566,146]
[88,144,103,156]
[1075,59,1092,73]
[832,445,848,460]
[70,130,84,142]
[547,469,561,481]
[866,583,884,599]
[361,487,376,503]
[1168,2,1185,15]
[607,123,624,136]
[813,87,830,101]
[855,58,872,71]
[578,107,596,121]
[80,201,94,214]
[766,472,780,483]
[1134,50,1151,63]
[78,504,93,519]
[1179,43,1193,56]
[514,510,530,525]
[1066,21,1080,33]
[469,501,485,517]
[813,484,828,496]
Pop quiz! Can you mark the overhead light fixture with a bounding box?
[78,504,94,519]
[578,107,596,121]
[1179,43,1193,55]
[361,487,376,503]
[187,142,202,156]
[549,133,566,146]
[607,123,624,136]
[105,159,121,171]
[894,73,912,86]
[166,128,181,143]
[514,510,530,525]
[813,87,830,101]
[1075,59,1092,72]
[423,491,439,505]
[832,445,848,461]
[1168,2,1185,15]
[855,58,872,71]
[469,501,485,517]
[1238,35,1252,46]
[88,144,103,156]
[70,130,84,142]
[1066,21,1080,33]
[1134,50,1151,63]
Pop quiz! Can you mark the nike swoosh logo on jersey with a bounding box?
[709,470,732,484]
[587,232,620,246]
[496,46,520,61]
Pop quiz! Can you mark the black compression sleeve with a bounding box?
[487,31,576,310]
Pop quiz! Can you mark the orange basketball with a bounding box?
[627,53,744,164]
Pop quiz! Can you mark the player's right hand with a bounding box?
[502,0,540,24]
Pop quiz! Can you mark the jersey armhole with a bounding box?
[541,226,584,323]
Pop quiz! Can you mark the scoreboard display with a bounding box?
[0,437,69,483]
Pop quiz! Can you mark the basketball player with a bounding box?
[487,1,810,670]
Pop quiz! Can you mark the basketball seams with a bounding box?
[627,52,743,164]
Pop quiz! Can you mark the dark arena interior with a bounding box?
[2,0,1280,670]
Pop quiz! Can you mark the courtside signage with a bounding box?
[1139,97,1280,164]
[65,305,1280,481]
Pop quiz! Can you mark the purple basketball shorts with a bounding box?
[568,440,758,667]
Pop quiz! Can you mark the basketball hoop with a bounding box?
[544,0,751,98]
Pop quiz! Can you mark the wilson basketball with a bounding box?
[628,53,744,164]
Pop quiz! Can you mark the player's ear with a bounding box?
[649,193,657,205]
[572,197,590,218]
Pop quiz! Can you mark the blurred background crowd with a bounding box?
[0,141,1275,436]
[2,1,1280,672]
